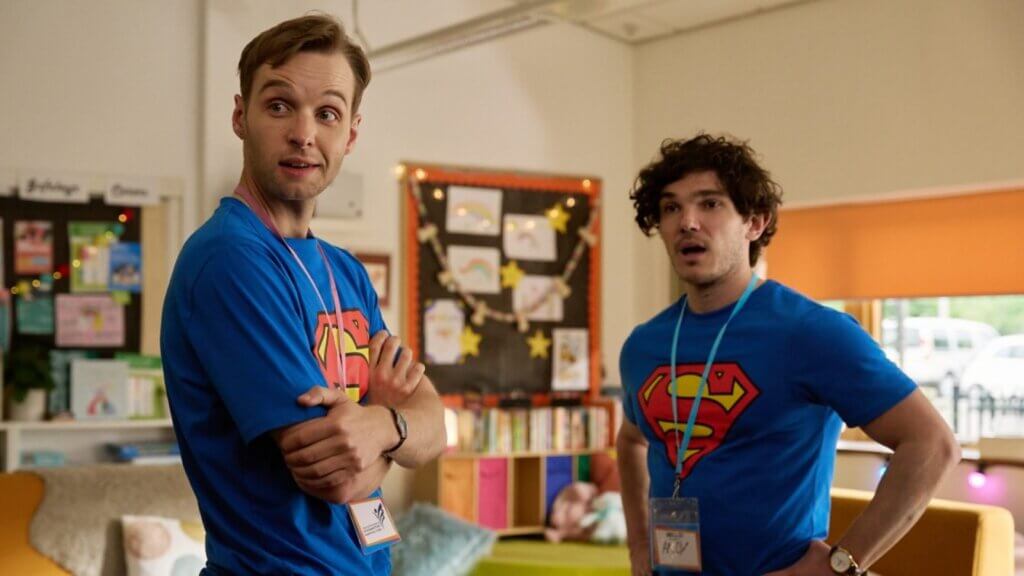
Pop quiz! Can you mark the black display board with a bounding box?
[1,195,143,355]
[402,165,600,398]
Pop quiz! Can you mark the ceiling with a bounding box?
[350,0,812,72]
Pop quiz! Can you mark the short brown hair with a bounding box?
[631,133,783,266]
[238,13,371,112]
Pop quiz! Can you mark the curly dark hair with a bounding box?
[630,133,783,266]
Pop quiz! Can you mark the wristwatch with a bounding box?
[828,545,862,575]
[384,407,408,456]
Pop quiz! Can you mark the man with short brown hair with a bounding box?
[162,14,445,575]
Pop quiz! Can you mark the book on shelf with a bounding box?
[106,440,180,464]
[446,405,613,455]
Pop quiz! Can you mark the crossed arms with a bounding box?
[271,331,446,504]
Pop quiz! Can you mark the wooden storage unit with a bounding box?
[415,449,611,536]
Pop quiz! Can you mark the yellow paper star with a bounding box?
[461,326,482,358]
[546,203,570,233]
[527,329,552,359]
[500,260,525,288]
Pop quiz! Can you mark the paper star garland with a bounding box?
[546,203,570,234]
[500,260,525,288]
[527,329,552,359]
[461,326,482,358]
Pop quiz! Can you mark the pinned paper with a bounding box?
[446,186,502,236]
[109,242,142,293]
[16,293,54,335]
[0,293,11,351]
[18,171,91,203]
[14,221,53,274]
[447,246,501,294]
[513,275,563,322]
[69,222,116,292]
[552,328,589,391]
[504,214,556,262]
[55,294,125,347]
[424,300,464,365]
[111,291,132,305]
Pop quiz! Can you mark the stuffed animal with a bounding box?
[580,491,627,545]
[544,482,599,543]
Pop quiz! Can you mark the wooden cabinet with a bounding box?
[414,450,610,536]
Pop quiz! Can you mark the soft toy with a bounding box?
[580,491,627,545]
[544,482,599,543]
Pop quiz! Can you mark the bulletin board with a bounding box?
[401,164,601,398]
[0,195,144,355]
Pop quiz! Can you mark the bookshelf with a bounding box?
[413,402,618,536]
[0,419,175,472]
[412,449,613,537]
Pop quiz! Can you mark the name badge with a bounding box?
[650,497,702,572]
[348,497,401,551]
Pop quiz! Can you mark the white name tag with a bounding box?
[348,497,401,549]
[653,526,702,570]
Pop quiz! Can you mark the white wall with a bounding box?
[632,0,1024,310]
[0,0,202,234]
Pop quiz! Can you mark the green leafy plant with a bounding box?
[4,346,54,403]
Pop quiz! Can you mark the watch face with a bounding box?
[395,410,408,438]
[830,550,852,572]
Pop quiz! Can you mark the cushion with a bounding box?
[121,515,205,576]
[391,504,496,576]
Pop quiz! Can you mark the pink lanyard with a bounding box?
[234,185,348,389]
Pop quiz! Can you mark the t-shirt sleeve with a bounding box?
[790,307,917,428]
[185,243,327,443]
[619,330,641,426]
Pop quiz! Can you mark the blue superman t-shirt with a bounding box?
[161,197,390,575]
[619,280,916,575]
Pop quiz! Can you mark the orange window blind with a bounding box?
[766,188,1024,301]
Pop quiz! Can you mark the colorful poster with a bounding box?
[552,328,590,392]
[70,359,130,420]
[424,300,464,365]
[16,293,54,335]
[109,242,143,293]
[14,220,53,274]
[55,294,125,347]
[513,275,563,322]
[0,292,10,352]
[446,186,502,236]
[69,222,116,292]
[447,246,501,294]
[503,214,557,262]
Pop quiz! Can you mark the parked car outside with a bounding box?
[959,334,1024,399]
[883,317,1000,396]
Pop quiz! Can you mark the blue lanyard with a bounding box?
[670,274,759,497]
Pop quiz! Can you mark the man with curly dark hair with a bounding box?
[616,134,958,575]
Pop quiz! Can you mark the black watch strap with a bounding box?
[384,407,407,455]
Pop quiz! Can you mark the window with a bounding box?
[842,296,1024,441]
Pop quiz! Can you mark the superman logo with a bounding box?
[638,362,759,479]
[312,309,371,402]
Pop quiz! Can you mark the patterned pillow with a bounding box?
[121,515,206,576]
[391,504,497,576]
